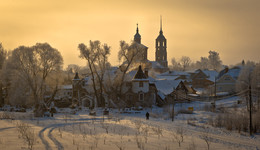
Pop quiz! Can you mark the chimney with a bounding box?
[144,68,148,77]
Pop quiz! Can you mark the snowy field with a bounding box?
[0,96,259,150]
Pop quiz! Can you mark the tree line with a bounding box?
[0,41,259,116]
[0,41,146,115]
[170,51,223,71]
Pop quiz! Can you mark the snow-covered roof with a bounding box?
[154,79,181,95]
[202,70,218,82]
[225,67,241,80]
[217,66,243,80]
[157,90,166,100]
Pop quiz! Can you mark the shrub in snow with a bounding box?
[253,111,260,133]
[114,141,126,150]
[210,111,251,133]
[133,120,143,134]
[16,121,37,150]
[0,111,14,120]
[171,127,185,147]
[141,125,149,143]
[223,114,233,131]
[152,126,163,139]
[101,122,110,134]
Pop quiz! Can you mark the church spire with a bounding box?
[160,16,162,31]
[136,23,139,33]
[160,15,163,34]
[134,23,141,44]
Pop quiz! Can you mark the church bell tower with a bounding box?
[155,16,168,68]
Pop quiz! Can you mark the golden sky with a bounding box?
[1,0,259,67]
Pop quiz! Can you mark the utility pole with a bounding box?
[249,85,253,136]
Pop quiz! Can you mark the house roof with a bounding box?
[190,69,208,79]
[217,66,242,80]
[154,79,181,95]
[133,65,148,80]
[202,70,218,82]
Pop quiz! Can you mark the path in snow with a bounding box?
[48,127,64,150]
[0,127,15,131]
[38,117,104,150]
[39,126,52,150]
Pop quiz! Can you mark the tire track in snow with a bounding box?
[0,127,15,131]
[48,127,64,150]
[38,118,104,150]
[39,126,52,150]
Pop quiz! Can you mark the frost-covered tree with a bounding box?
[4,43,63,116]
[0,43,7,70]
[67,64,80,74]
[251,63,260,109]
[236,66,253,93]
[78,40,111,107]
[208,50,222,71]
[0,43,7,106]
[236,64,255,110]
[180,56,191,71]
[196,57,209,70]
[116,41,146,100]
[170,57,182,71]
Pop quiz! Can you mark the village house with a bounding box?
[171,81,197,102]
[123,65,158,107]
[215,66,242,94]
[189,69,218,89]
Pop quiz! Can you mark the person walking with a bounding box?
[146,112,149,120]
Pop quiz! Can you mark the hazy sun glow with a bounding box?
[1,0,259,68]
